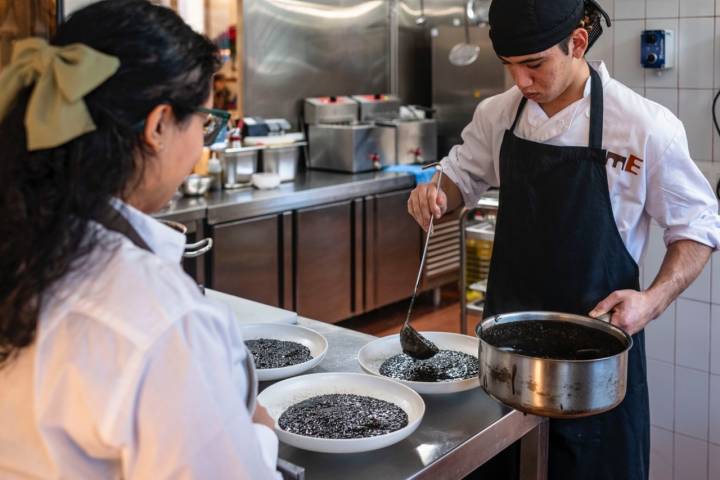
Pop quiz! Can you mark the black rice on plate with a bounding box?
[278,394,408,439]
[379,350,479,382]
[244,338,312,369]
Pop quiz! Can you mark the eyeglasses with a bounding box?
[132,106,232,147]
[196,107,232,146]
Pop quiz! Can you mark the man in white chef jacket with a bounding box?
[408,1,720,479]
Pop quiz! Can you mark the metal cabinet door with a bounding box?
[366,189,422,310]
[295,201,354,323]
[211,214,281,307]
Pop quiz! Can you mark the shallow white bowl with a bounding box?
[241,323,328,381]
[251,172,281,189]
[258,372,425,453]
[357,331,481,395]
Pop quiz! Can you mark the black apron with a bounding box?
[93,206,259,412]
[484,67,650,480]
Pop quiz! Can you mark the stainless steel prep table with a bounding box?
[267,318,549,480]
[154,171,415,225]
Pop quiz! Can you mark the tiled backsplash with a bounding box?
[643,223,720,480]
[588,0,720,167]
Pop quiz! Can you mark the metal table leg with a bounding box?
[519,420,549,480]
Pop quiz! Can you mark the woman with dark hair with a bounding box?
[0,1,280,478]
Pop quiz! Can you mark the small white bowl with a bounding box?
[241,323,328,381]
[358,331,480,394]
[258,372,425,453]
[251,172,281,190]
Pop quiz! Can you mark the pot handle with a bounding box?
[184,237,213,258]
[597,312,612,323]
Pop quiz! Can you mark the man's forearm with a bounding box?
[435,172,464,214]
[646,239,713,319]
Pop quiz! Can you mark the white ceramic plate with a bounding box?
[358,331,481,394]
[241,323,328,381]
[258,372,425,453]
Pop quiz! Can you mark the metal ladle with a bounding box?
[449,2,480,67]
[400,163,443,360]
[416,0,426,26]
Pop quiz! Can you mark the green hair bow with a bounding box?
[0,37,120,151]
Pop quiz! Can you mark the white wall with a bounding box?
[586,3,720,478]
[644,221,719,480]
[587,0,720,166]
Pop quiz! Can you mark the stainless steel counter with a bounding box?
[267,319,548,480]
[154,170,415,225]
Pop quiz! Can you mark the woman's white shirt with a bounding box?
[0,200,280,479]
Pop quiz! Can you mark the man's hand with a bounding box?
[407,180,447,231]
[589,290,657,335]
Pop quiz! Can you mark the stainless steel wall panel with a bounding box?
[243,0,391,126]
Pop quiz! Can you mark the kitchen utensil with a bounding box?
[466,0,491,25]
[221,146,261,188]
[251,172,281,190]
[416,0,426,25]
[449,3,480,67]
[476,311,632,418]
[358,331,480,394]
[159,220,213,259]
[239,323,328,381]
[399,164,443,360]
[180,174,212,196]
[260,142,305,181]
[258,372,425,453]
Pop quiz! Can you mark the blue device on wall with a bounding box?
[641,30,674,70]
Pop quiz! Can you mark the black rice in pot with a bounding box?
[245,338,312,369]
[379,350,479,382]
[278,394,408,439]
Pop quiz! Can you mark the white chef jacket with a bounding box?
[442,61,720,261]
[0,200,281,479]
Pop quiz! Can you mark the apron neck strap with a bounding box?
[94,205,154,253]
[509,63,605,149]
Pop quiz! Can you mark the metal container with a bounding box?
[376,118,437,165]
[476,311,632,418]
[159,220,213,259]
[307,124,395,173]
[304,96,359,124]
[261,142,305,181]
[351,94,401,122]
[180,174,212,196]
[221,146,261,188]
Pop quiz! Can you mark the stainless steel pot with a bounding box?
[159,220,213,259]
[476,311,632,418]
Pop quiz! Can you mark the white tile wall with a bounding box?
[617,0,648,19]
[596,0,615,20]
[651,426,675,480]
[646,87,679,114]
[647,301,676,362]
[715,17,720,89]
[647,0,680,18]
[679,0,715,17]
[678,17,715,88]
[649,359,676,429]
[676,300,711,371]
[587,23,615,76]
[614,20,647,87]
[712,305,720,374]
[674,434,708,480]
[713,255,720,305]
[679,89,714,161]
[710,374,720,444]
[674,366,709,440]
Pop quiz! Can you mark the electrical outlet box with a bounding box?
[641,30,674,69]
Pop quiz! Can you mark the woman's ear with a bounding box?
[142,104,173,153]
